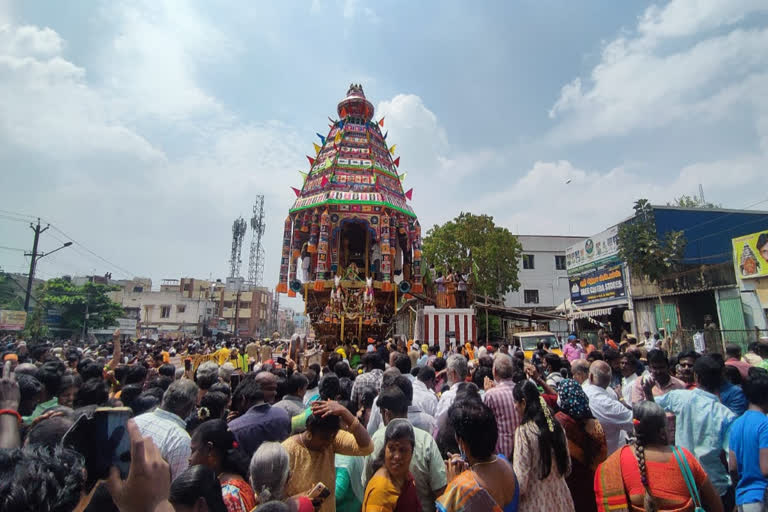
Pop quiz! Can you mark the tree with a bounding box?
[0,273,24,310]
[422,212,522,300]
[39,278,124,335]
[667,194,721,209]
[618,199,686,283]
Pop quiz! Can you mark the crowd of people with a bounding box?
[1,329,768,512]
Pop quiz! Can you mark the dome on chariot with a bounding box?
[276,84,422,338]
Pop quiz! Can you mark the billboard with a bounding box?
[0,310,27,331]
[569,263,626,305]
[566,225,620,273]
[733,230,768,280]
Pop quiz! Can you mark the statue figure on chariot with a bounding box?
[276,85,421,342]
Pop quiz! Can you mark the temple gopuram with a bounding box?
[276,84,421,340]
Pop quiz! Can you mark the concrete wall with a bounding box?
[505,235,586,309]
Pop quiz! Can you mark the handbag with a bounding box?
[671,445,705,512]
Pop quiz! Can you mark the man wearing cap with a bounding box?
[563,334,586,362]
[363,386,446,512]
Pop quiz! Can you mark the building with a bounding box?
[732,229,768,332]
[108,287,215,338]
[210,283,273,338]
[503,235,585,334]
[567,205,768,348]
[277,307,296,337]
[293,311,309,335]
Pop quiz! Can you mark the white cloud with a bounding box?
[549,0,768,145]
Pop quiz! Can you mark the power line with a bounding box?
[0,245,25,252]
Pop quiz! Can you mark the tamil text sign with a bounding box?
[569,264,626,305]
[733,230,768,280]
[566,225,619,273]
[0,310,27,331]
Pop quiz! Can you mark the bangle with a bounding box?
[0,409,22,424]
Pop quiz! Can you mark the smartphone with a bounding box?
[277,356,287,366]
[184,359,192,371]
[63,407,132,491]
[307,481,331,507]
[230,373,241,391]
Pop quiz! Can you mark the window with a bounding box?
[555,255,566,270]
[523,290,539,304]
[176,304,186,313]
[160,305,171,318]
[522,254,535,269]
[132,286,143,293]
[183,283,191,291]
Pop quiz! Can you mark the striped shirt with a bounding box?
[134,408,191,481]
[483,379,521,459]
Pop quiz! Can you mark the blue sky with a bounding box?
[2,0,768,310]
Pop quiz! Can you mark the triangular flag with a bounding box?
[405,188,413,200]
[316,133,326,144]
[383,130,388,140]
[291,187,301,197]
[299,171,308,182]
[378,117,385,127]
[306,156,315,166]
[321,176,329,187]
[340,107,348,118]
[389,144,397,155]
[399,172,407,181]
[338,120,345,129]
[313,143,322,155]
[393,157,400,167]
[334,132,342,144]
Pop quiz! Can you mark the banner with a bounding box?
[569,263,626,305]
[566,225,620,273]
[733,230,768,279]
[0,310,27,331]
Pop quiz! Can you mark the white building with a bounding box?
[108,289,215,336]
[505,235,587,310]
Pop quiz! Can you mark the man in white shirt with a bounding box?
[435,354,468,419]
[134,379,198,481]
[582,360,633,455]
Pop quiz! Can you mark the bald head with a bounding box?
[492,353,514,380]
[255,371,278,404]
[589,360,612,388]
[571,359,590,385]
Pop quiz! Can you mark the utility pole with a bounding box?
[24,218,49,311]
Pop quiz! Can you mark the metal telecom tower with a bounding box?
[247,196,266,286]
[229,217,247,278]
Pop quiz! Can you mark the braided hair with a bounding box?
[513,380,569,480]
[632,401,667,512]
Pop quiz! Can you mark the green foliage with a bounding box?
[618,199,686,283]
[0,274,24,310]
[477,311,502,341]
[23,306,49,341]
[422,212,522,300]
[39,278,124,333]
[667,195,721,209]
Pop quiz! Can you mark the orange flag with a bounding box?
[378,117,385,127]
[340,107,348,118]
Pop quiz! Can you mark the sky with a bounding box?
[2,0,768,311]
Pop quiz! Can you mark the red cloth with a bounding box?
[394,475,422,512]
[725,358,751,380]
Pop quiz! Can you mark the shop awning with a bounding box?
[553,298,628,317]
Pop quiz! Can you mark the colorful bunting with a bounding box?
[405,188,413,200]
[306,155,315,166]
[316,133,326,144]
[334,132,342,144]
[299,171,308,182]
[378,117,385,127]
[383,131,388,140]
[320,175,329,187]
[340,107,348,118]
[291,187,301,197]
[393,156,400,167]
[313,143,322,155]
[389,144,397,155]
[399,172,407,181]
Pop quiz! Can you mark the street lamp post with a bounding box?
[24,218,72,311]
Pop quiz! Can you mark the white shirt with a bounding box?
[693,332,706,353]
[134,408,191,481]
[435,382,461,419]
[622,374,638,405]
[583,383,633,455]
[412,378,438,417]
